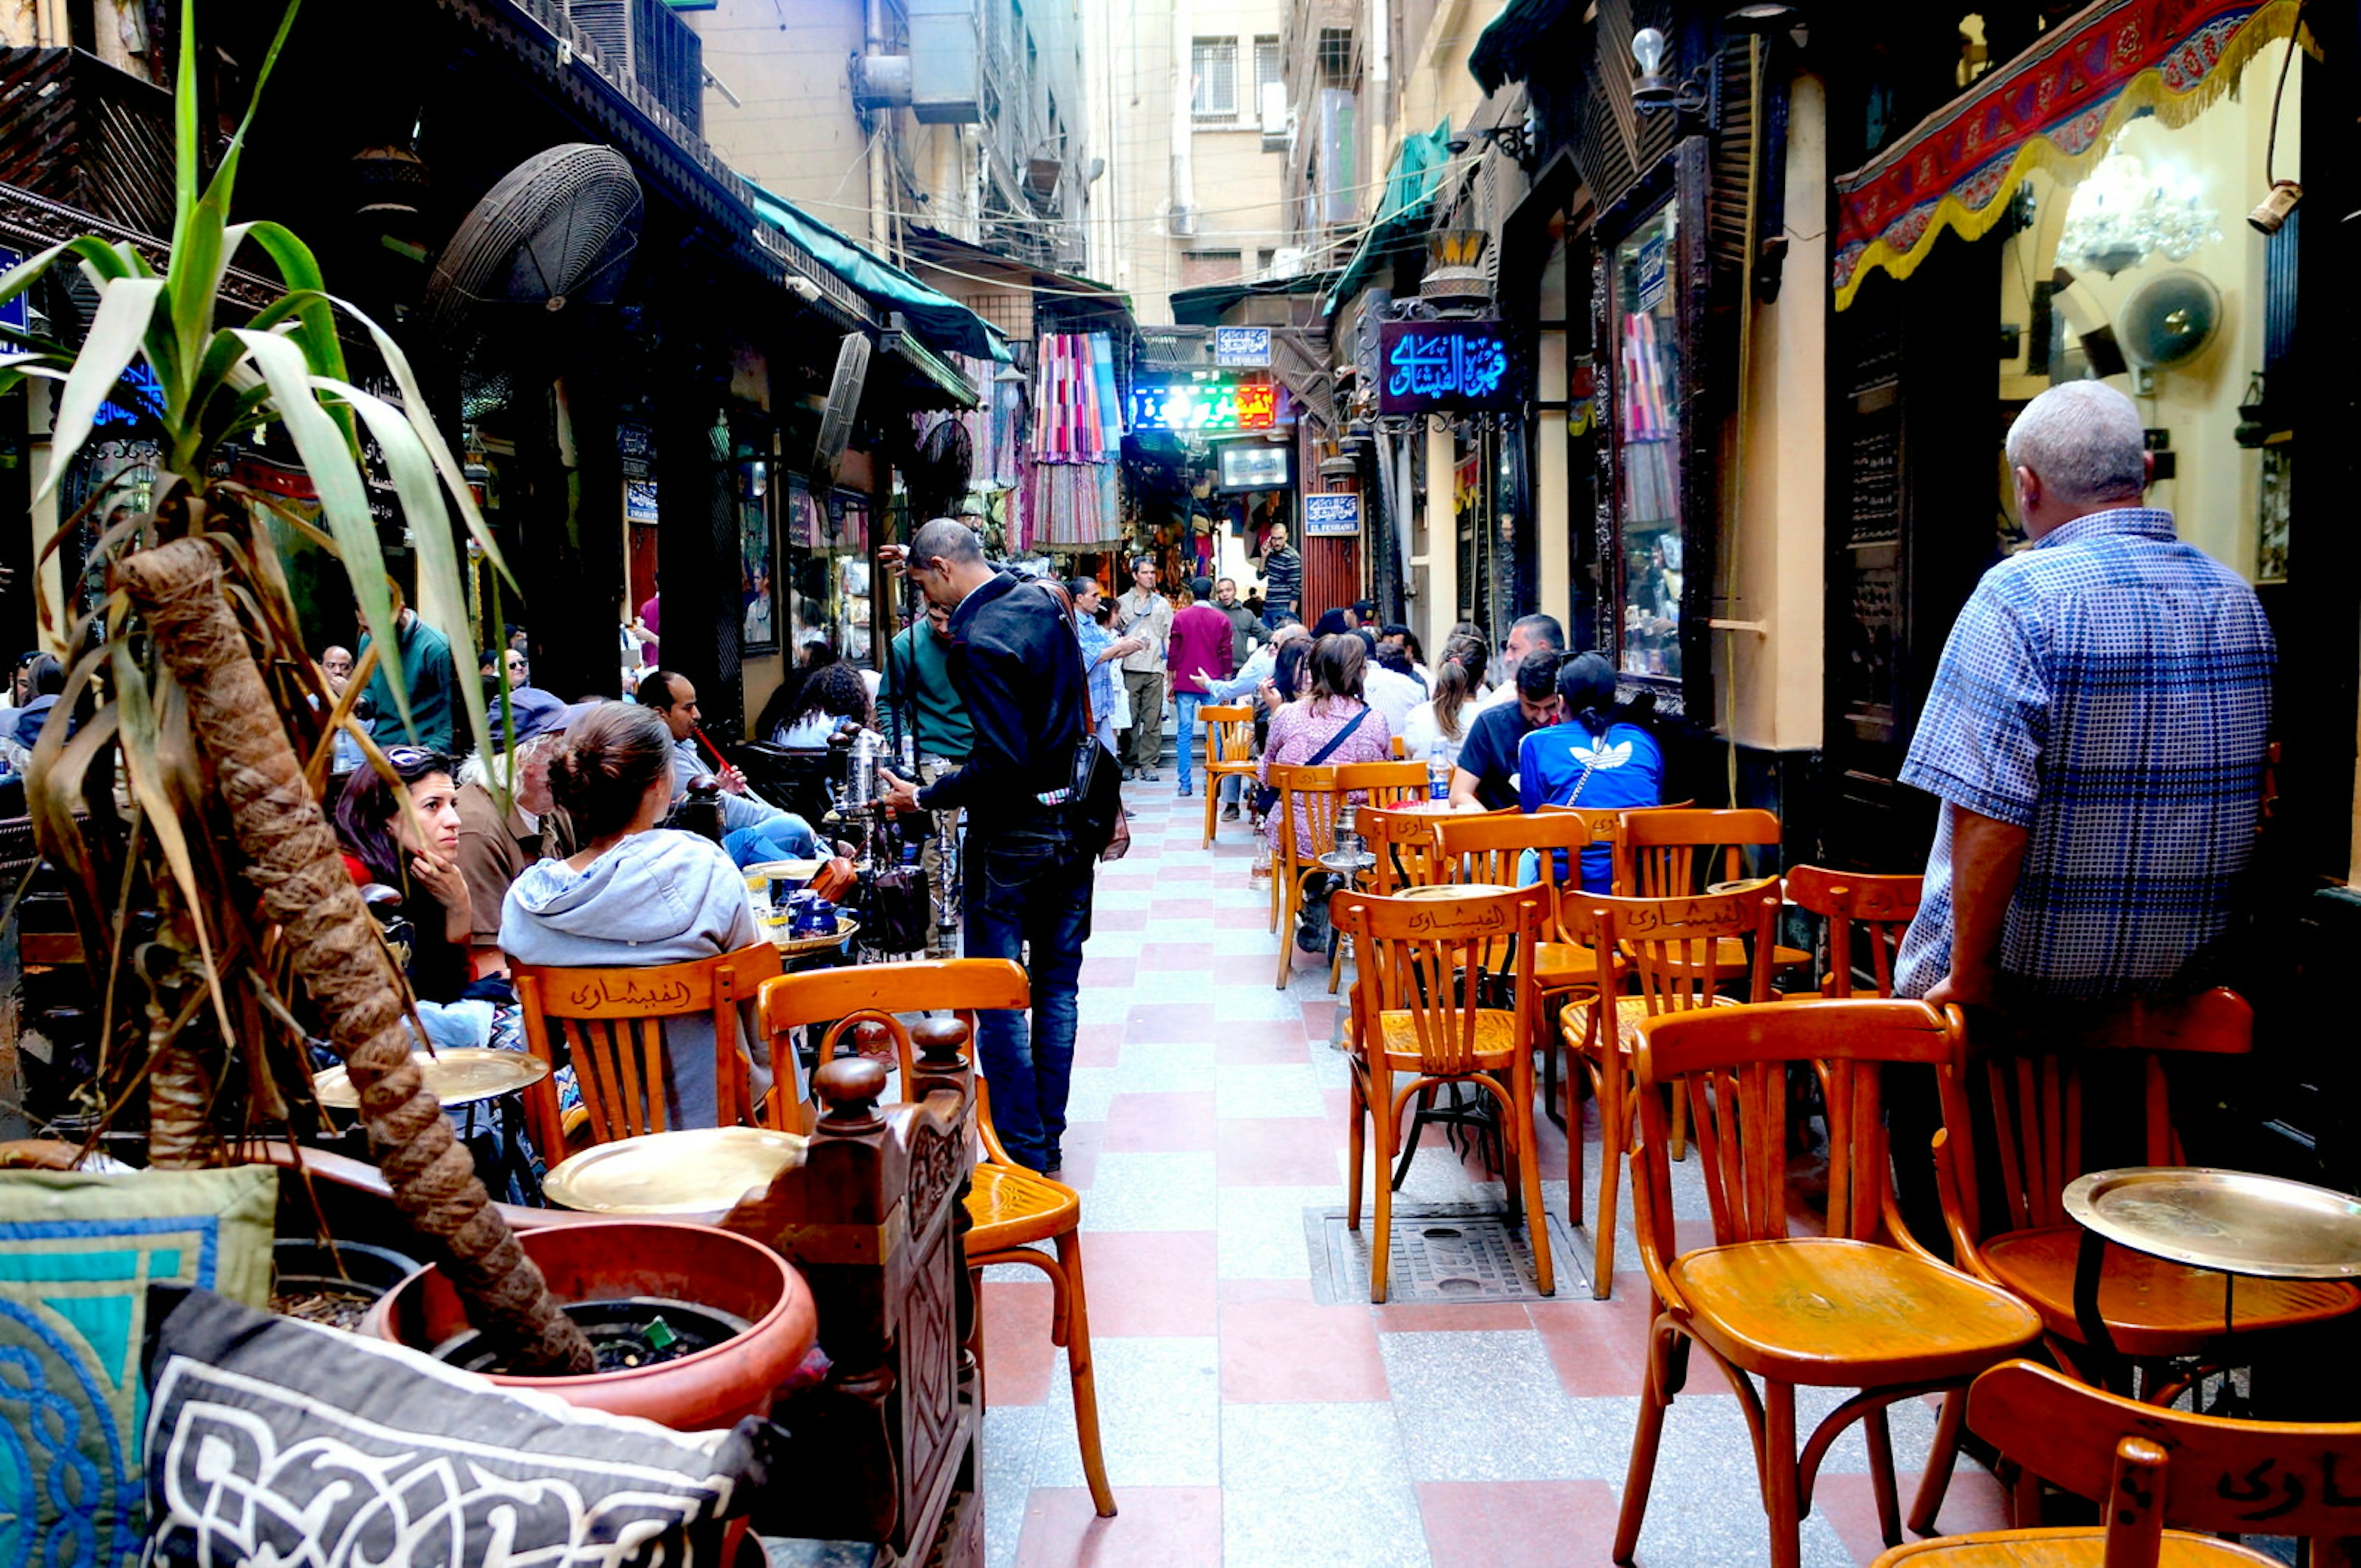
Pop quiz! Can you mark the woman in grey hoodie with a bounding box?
[499,701,767,1128]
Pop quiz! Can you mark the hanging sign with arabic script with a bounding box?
[1377,320,1517,415]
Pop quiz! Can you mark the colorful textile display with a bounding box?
[1832,0,2305,309]
[1022,333,1124,548]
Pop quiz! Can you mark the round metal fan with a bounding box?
[2116,269,2223,372]
[422,143,644,336]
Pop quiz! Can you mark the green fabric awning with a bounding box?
[1469,0,1574,93]
[1321,119,1454,318]
[747,184,1012,364]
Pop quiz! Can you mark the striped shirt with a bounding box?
[1893,508,2274,1003]
[1260,546,1302,615]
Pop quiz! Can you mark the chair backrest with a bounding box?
[1620,806,1786,897]
[514,942,783,1147]
[1270,763,1345,868]
[1968,1358,2361,1561]
[1434,811,1602,947]
[1538,800,1696,892]
[1782,865,1923,998]
[1933,988,2254,1251]
[1356,803,1446,895]
[1560,885,1781,1019]
[1200,704,1255,771]
[1333,759,1431,810]
[1335,888,1544,1074]
[759,956,1030,1157]
[1390,735,1407,759]
[1635,999,1962,1256]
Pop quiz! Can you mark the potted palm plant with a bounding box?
[1,0,593,1371]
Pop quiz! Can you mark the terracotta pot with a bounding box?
[365,1219,816,1431]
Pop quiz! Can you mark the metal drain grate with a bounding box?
[1305,1203,1588,1305]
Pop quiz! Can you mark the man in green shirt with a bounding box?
[357,606,461,755]
[880,598,973,762]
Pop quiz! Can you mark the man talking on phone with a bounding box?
[879,519,1094,1176]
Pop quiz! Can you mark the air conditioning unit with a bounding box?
[1270,246,1308,278]
[908,0,982,124]
[567,0,703,135]
[1260,81,1291,153]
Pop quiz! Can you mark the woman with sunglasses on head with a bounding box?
[499,702,766,1129]
[333,747,473,1005]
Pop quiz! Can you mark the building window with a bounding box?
[1318,28,1355,85]
[1192,37,1239,119]
[1182,250,1244,288]
[1254,36,1282,117]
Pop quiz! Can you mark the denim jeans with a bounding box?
[1173,691,1204,792]
[963,824,1094,1172]
[722,815,821,869]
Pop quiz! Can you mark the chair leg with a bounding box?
[1054,1230,1118,1519]
[1203,775,1216,848]
[1511,1073,1553,1297]
[1909,1389,1967,1535]
[1613,1319,1677,1564]
[1763,1379,1803,1568]
[1370,1069,1397,1304]
[1276,877,1296,990]
[1346,1062,1367,1231]
[1864,1402,1903,1548]
[1327,912,1345,995]
[1592,1048,1625,1302]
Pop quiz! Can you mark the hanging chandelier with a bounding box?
[2057,151,2220,278]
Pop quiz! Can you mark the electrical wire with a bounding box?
[2262,0,2304,187]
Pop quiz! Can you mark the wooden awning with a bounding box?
[1832,0,2306,310]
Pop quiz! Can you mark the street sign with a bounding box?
[1302,494,1361,537]
[1377,318,1517,416]
[0,247,25,334]
[1131,379,1277,432]
[1214,326,1271,367]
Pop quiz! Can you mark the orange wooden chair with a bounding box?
[757,958,1117,1519]
[1198,703,1257,848]
[1557,886,1779,1299]
[1619,808,1814,979]
[1269,763,1347,985]
[1337,886,1555,1304]
[1355,803,1448,895]
[1918,987,2359,1521]
[1783,865,1923,998]
[1870,1358,2345,1566]
[515,942,784,1152]
[1538,800,1693,891]
[1332,758,1431,811]
[1616,1000,2043,1568]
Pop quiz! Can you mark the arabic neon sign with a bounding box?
[1376,320,1517,415]
[1129,379,1278,432]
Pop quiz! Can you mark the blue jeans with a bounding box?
[722,815,821,869]
[963,824,1094,1172]
[1174,691,1204,792]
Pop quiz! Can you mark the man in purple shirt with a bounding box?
[1167,577,1236,798]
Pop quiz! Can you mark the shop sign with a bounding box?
[1377,320,1516,415]
[1217,441,1292,490]
[92,363,166,429]
[1302,494,1361,537]
[0,247,25,334]
[1130,379,1278,431]
[626,479,660,524]
[1214,326,1271,367]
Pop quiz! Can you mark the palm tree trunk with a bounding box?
[119,535,593,1374]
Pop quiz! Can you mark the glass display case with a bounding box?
[1610,203,1683,682]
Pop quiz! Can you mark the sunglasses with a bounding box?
[382,746,453,774]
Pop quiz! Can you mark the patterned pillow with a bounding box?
[0,1164,276,1568]
[143,1288,761,1568]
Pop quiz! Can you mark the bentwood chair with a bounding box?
[1871,1358,2346,1566]
[515,942,785,1152]
[1333,758,1432,810]
[1616,1001,2043,1568]
[757,958,1117,1519]
[1918,987,2359,1521]
[1559,886,1779,1299]
[1198,703,1257,848]
[1783,865,1923,998]
[1269,763,1347,985]
[1355,803,1449,896]
[1619,808,1815,979]
[1337,887,1555,1304]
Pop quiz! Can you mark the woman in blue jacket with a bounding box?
[1518,652,1664,891]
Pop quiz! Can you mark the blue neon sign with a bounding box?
[1377,320,1516,415]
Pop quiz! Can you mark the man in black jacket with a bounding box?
[882,518,1094,1174]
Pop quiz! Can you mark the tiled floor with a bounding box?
[978,782,2012,1567]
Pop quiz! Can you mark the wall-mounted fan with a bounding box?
[810,333,871,493]
[2116,269,2223,376]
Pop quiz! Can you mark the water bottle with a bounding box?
[1426,753,1450,801]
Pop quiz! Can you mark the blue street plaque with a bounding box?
[1302,494,1361,537]
[1214,326,1271,367]
[0,246,25,334]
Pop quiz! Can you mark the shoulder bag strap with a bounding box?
[1304,706,1370,767]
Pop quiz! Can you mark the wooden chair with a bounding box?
[757,958,1117,1519]
[515,943,784,1152]
[1269,763,1347,986]
[1616,1000,2044,1568]
[1336,887,1556,1304]
[1558,886,1779,1299]
[1619,807,1814,979]
[1198,703,1257,848]
[1539,800,1694,891]
[1784,865,1923,998]
[1925,989,2359,1441]
[1333,758,1433,811]
[1871,1358,2347,1566]
[1356,803,1448,895]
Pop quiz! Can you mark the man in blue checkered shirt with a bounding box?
[1894,381,2274,1009]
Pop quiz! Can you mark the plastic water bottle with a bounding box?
[1426,754,1450,802]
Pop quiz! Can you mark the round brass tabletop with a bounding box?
[2065,1167,2361,1281]
[312,1048,549,1111]
[1396,883,1517,900]
[543,1125,811,1216]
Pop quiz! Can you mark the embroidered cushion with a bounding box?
[142,1287,761,1567]
[0,1165,276,1568]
